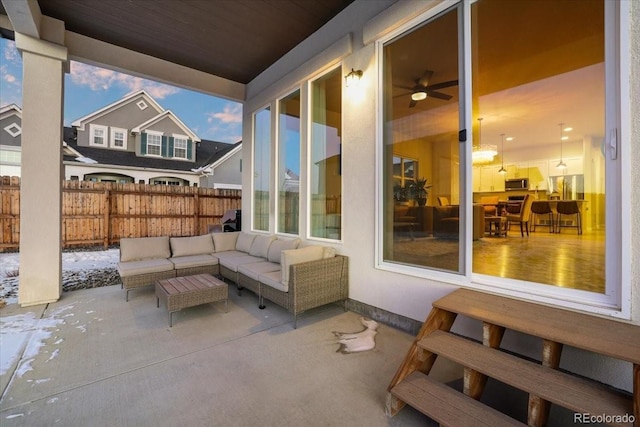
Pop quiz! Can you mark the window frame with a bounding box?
[173,134,188,159]
[89,124,108,147]
[275,88,302,236]
[110,127,128,150]
[251,104,273,232]
[145,130,163,157]
[374,0,630,318]
[306,64,344,242]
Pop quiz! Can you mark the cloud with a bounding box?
[204,103,243,143]
[69,62,179,99]
[207,103,242,124]
[3,40,20,63]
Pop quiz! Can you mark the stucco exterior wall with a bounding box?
[243,0,638,393]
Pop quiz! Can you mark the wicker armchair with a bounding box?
[247,255,349,328]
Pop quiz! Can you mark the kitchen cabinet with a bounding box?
[479,165,505,192]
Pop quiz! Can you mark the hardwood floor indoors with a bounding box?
[391,227,605,293]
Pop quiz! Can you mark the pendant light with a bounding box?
[498,133,507,174]
[556,122,567,169]
[472,117,498,164]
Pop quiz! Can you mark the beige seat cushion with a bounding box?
[212,231,240,252]
[170,254,218,269]
[213,250,249,261]
[120,236,170,262]
[219,254,266,272]
[170,234,214,257]
[280,245,326,286]
[235,232,256,253]
[259,270,288,293]
[266,238,301,263]
[238,261,281,281]
[249,234,276,258]
[117,258,175,277]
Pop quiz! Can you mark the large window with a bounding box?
[381,0,619,307]
[310,68,342,240]
[277,90,301,235]
[89,124,107,147]
[146,132,162,156]
[253,106,271,231]
[110,127,127,149]
[173,136,188,159]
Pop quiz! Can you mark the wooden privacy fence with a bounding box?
[0,177,241,250]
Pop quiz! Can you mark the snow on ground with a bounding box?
[0,248,120,305]
[0,249,119,390]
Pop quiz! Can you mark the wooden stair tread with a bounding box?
[390,371,526,427]
[433,289,640,364]
[419,330,634,427]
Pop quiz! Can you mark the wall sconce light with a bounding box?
[345,68,363,88]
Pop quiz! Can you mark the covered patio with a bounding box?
[1,285,438,426]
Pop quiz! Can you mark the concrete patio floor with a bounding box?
[0,284,445,426]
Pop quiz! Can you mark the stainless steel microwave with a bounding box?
[505,178,529,191]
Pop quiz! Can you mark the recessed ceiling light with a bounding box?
[564,127,573,132]
[505,137,514,141]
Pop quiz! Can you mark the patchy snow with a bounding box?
[0,312,65,376]
[0,248,120,305]
[0,249,119,387]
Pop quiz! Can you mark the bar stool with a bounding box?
[530,201,554,232]
[556,200,582,234]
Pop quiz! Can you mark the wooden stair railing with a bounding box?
[386,289,640,427]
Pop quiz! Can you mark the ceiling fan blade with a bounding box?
[426,79,458,91]
[409,99,417,108]
[417,70,434,87]
[393,84,415,91]
[426,90,452,100]
[393,91,412,99]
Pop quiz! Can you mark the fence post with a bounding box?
[193,190,199,235]
[103,188,110,250]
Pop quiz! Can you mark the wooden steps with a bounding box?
[386,289,640,426]
[390,371,526,427]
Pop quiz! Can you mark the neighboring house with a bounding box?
[0,104,23,178]
[1,92,241,187]
[64,90,241,187]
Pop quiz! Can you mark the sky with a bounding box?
[0,38,243,144]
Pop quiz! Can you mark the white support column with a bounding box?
[15,33,68,307]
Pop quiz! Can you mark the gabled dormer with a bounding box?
[71,90,165,151]
[0,104,23,146]
[132,110,201,162]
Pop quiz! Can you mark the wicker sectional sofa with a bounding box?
[117,232,349,327]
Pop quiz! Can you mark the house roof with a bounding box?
[62,127,238,173]
[70,90,164,129]
[26,0,355,85]
[131,110,201,143]
[0,103,22,118]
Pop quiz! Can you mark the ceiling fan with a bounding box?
[394,70,458,107]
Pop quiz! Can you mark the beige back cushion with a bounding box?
[120,236,171,262]
[170,234,214,258]
[236,232,256,253]
[212,231,239,252]
[280,245,325,286]
[267,238,301,263]
[249,234,276,258]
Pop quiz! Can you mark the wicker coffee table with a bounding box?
[156,274,228,327]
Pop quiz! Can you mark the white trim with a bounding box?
[373,0,629,319]
[71,90,164,129]
[3,122,22,137]
[131,110,201,142]
[136,100,148,110]
[110,127,128,150]
[145,130,163,157]
[0,104,22,118]
[89,124,108,147]
[172,134,188,159]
